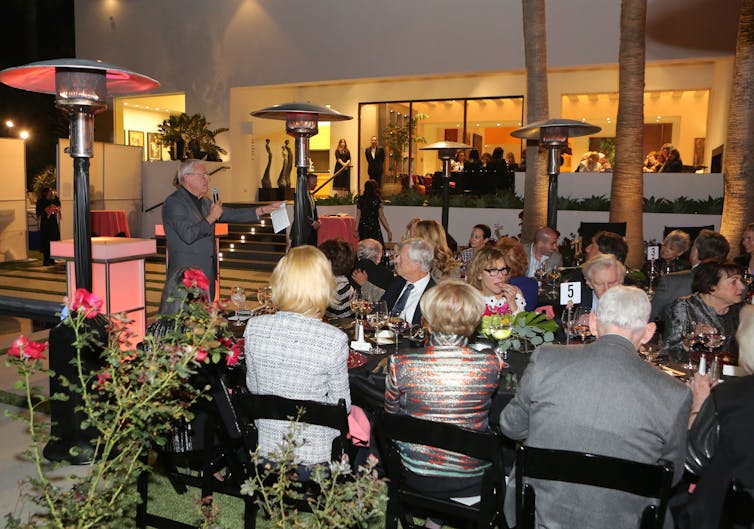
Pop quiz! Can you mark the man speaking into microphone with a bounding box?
[159,159,283,315]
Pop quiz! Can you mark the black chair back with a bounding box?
[376,411,508,529]
[578,222,627,247]
[720,479,754,529]
[515,444,674,529]
[663,225,715,242]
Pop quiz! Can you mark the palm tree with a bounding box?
[719,0,754,255]
[610,0,647,268]
[520,0,550,242]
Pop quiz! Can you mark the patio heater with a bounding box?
[250,102,352,247]
[420,141,471,232]
[0,59,159,291]
[511,118,600,230]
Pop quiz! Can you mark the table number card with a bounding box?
[560,281,581,305]
[647,245,659,261]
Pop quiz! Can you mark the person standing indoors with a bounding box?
[160,159,283,314]
[364,135,385,187]
[500,286,691,529]
[355,179,392,245]
[333,138,351,194]
[36,186,61,266]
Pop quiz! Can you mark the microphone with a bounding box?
[212,188,219,203]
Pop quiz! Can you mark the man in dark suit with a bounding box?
[650,229,730,321]
[501,285,691,529]
[160,159,283,314]
[291,172,320,247]
[364,135,385,186]
[380,238,435,325]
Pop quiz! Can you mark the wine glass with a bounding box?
[681,321,699,371]
[489,315,514,359]
[387,315,409,353]
[698,323,726,354]
[230,286,246,326]
[549,266,561,297]
[562,303,579,345]
[350,290,368,324]
[646,261,658,296]
[572,308,592,343]
[257,285,272,310]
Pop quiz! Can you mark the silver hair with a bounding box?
[177,159,203,185]
[663,229,691,253]
[737,305,754,375]
[596,285,650,332]
[357,238,383,262]
[583,253,626,282]
[400,238,434,273]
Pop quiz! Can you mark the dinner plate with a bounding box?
[348,350,368,369]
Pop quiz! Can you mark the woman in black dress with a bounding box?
[36,186,61,266]
[333,138,351,192]
[355,179,392,245]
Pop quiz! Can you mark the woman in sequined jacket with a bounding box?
[384,280,504,499]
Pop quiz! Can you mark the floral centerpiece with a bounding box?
[478,303,558,353]
[5,269,238,529]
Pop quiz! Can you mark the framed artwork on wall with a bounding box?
[147,132,161,161]
[127,130,146,160]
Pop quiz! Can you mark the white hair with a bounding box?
[596,286,650,332]
[400,238,434,273]
[583,253,626,282]
[177,159,203,185]
[737,305,754,375]
[357,238,382,262]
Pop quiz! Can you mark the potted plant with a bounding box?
[380,112,427,182]
[158,113,229,161]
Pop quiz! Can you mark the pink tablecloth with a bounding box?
[91,210,131,237]
[318,215,358,248]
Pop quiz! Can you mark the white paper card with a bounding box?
[270,204,290,233]
[560,281,581,305]
[647,246,659,261]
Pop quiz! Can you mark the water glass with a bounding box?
[230,286,246,326]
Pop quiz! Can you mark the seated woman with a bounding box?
[318,238,356,319]
[384,280,505,501]
[663,261,745,361]
[413,219,461,283]
[244,246,350,467]
[456,224,491,275]
[468,246,525,314]
[496,236,539,311]
[672,305,754,529]
[734,222,754,301]
[643,229,691,277]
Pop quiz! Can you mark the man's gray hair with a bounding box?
[177,159,203,186]
[357,238,383,262]
[583,253,626,282]
[596,285,650,332]
[400,238,434,273]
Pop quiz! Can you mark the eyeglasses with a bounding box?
[484,267,510,277]
[187,172,210,178]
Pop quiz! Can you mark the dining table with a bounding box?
[91,209,131,237]
[318,215,359,249]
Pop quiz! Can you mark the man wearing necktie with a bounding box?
[380,238,436,325]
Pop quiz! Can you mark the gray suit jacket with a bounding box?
[500,334,691,529]
[159,186,260,314]
[650,269,693,321]
[523,244,563,276]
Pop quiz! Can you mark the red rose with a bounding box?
[194,348,208,363]
[182,269,210,292]
[9,336,47,360]
[226,342,243,366]
[70,288,103,318]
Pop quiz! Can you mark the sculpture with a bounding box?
[284,139,294,188]
[261,138,272,189]
[277,144,289,189]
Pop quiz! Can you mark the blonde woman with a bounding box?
[467,246,525,314]
[414,219,460,282]
[244,246,350,466]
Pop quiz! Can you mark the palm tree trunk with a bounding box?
[520,0,550,242]
[720,0,754,255]
[610,0,647,268]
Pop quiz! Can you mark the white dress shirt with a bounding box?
[397,273,431,323]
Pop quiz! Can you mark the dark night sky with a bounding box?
[0,0,75,188]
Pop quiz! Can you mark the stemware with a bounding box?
[387,315,409,353]
[230,286,246,326]
[549,266,561,297]
[681,321,699,371]
[489,315,514,359]
[646,261,658,296]
[572,307,592,343]
[562,303,579,345]
[257,285,272,309]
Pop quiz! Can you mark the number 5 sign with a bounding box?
[560,281,582,305]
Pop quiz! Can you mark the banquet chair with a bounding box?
[375,410,508,529]
[136,365,255,529]
[719,479,754,529]
[515,444,674,529]
[232,393,350,516]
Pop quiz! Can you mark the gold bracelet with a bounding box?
[690,411,699,416]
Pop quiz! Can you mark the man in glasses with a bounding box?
[159,159,283,314]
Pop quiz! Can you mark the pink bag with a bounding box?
[347,405,371,447]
